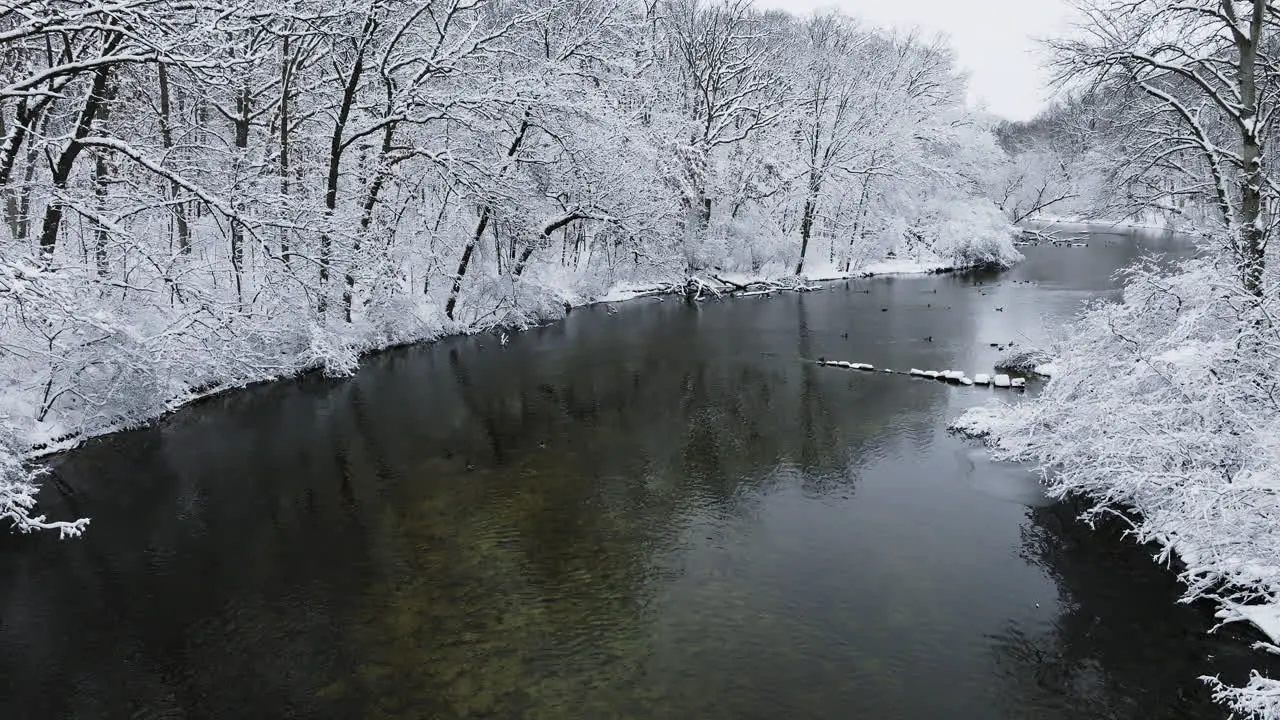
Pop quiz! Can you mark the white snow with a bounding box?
[1033,363,1058,377]
[992,374,1013,388]
[1222,604,1280,648]
[948,405,1009,438]
[858,259,953,276]
[974,373,992,385]
[956,256,1280,718]
[596,283,664,303]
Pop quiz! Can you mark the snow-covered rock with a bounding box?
[992,374,1012,388]
[947,405,1008,439]
[973,373,992,385]
[995,347,1054,374]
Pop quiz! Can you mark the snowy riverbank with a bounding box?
[950,256,1280,719]
[1019,214,1195,235]
[593,258,961,305]
[0,252,1014,537]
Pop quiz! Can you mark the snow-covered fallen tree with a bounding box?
[953,256,1280,716]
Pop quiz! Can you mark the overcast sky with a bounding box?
[754,0,1072,121]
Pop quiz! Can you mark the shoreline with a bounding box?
[949,408,1280,668]
[21,258,974,466]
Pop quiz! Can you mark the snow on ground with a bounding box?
[858,258,954,276]
[591,257,960,303]
[594,282,667,303]
[1024,213,1182,233]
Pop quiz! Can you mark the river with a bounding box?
[2,230,1276,719]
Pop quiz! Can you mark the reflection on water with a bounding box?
[0,236,1274,719]
[989,500,1270,720]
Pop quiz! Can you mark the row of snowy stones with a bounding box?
[816,360,1026,388]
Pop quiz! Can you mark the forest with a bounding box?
[1,0,1038,534]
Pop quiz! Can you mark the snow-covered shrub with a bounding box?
[0,441,88,537]
[929,199,1023,269]
[955,252,1280,717]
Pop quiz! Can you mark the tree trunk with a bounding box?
[92,150,110,276]
[229,86,251,303]
[278,35,293,266]
[0,111,18,239]
[319,13,377,317]
[157,64,190,254]
[514,214,582,277]
[796,127,823,276]
[444,114,531,319]
[37,62,114,263]
[796,189,817,276]
[844,174,873,272]
[445,207,490,320]
[1236,0,1267,297]
[343,119,396,323]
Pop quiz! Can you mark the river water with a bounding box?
[2,230,1276,719]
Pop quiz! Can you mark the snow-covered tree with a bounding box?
[0,0,1017,534]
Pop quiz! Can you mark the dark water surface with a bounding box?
[3,232,1276,719]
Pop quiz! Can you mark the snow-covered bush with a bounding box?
[955,253,1280,717]
[929,200,1023,269]
[0,442,87,537]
